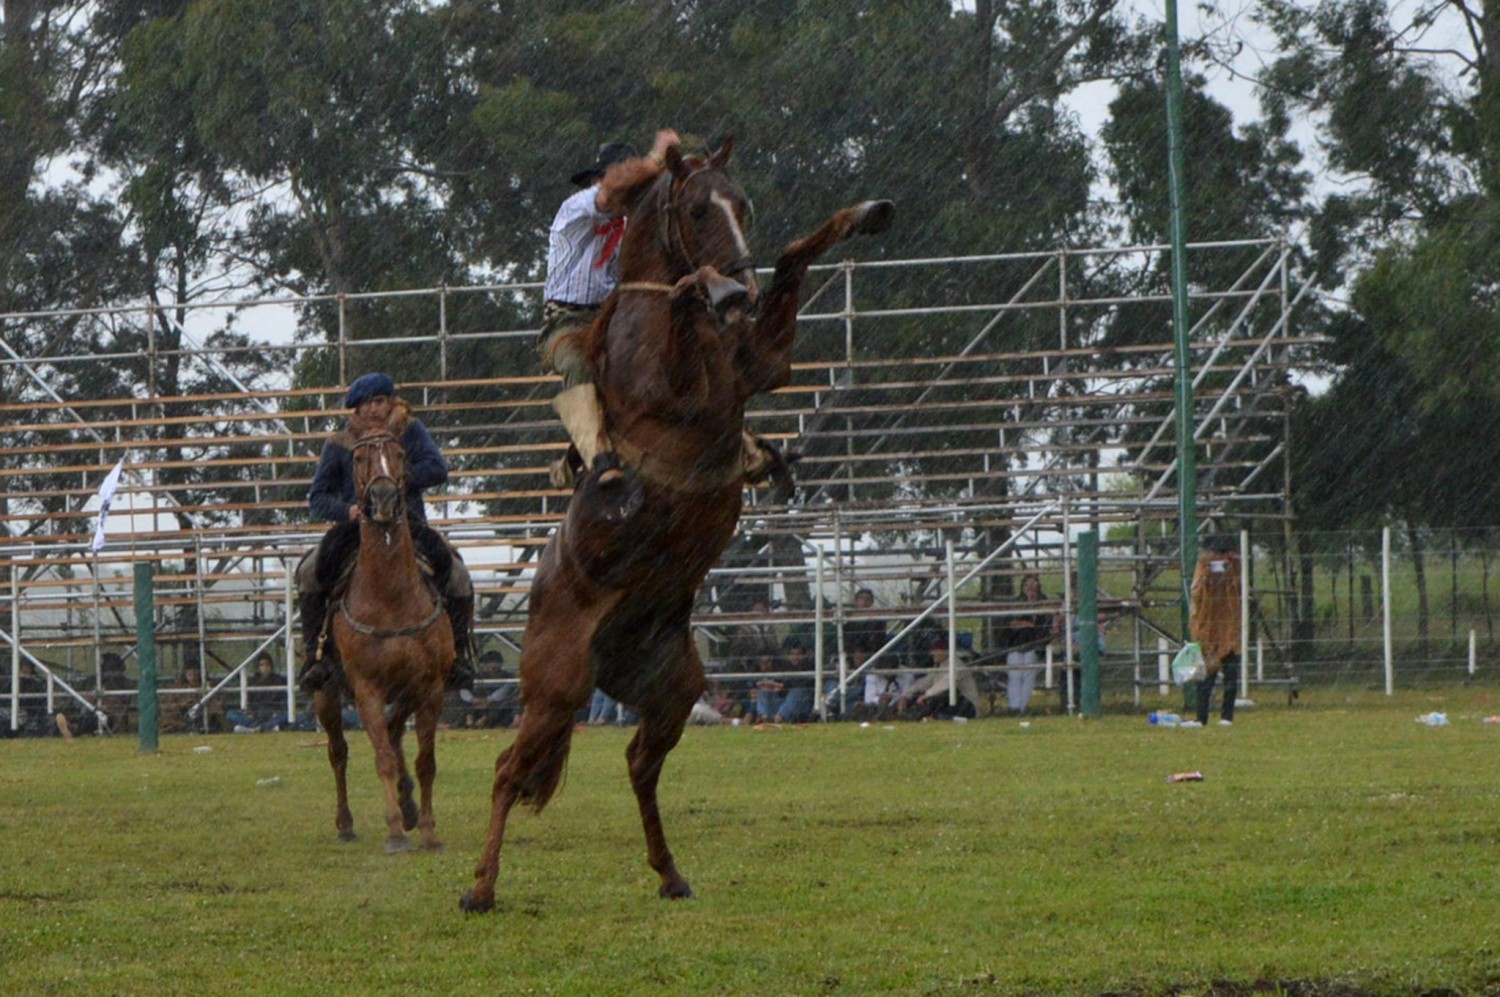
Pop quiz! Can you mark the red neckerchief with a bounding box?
[593,217,626,268]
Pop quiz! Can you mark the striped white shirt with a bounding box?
[543,186,622,306]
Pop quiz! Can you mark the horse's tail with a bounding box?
[504,718,574,813]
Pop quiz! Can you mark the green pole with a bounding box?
[1079,531,1101,718]
[135,563,159,753]
[1166,0,1197,637]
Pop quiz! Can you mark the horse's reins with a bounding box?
[336,430,445,639]
[653,166,756,286]
[352,432,403,541]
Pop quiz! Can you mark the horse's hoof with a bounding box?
[659,880,695,900]
[423,840,445,853]
[704,274,749,319]
[459,890,495,914]
[852,200,895,236]
[385,835,412,855]
[400,799,420,832]
[337,830,358,843]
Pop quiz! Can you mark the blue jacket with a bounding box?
[308,419,448,526]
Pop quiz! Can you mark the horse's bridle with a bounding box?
[654,167,757,286]
[351,432,404,527]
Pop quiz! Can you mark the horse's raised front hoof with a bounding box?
[400,798,420,832]
[852,200,895,236]
[384,835,412,855]
[702,273,749,320]
[659,879,695,900]
[459,890,495,914]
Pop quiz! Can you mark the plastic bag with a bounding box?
[1170,642,1205,686]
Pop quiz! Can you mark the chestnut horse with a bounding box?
[461,140,891,912]
[316,404,455,853]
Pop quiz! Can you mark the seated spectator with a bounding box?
[763,633,816,723]
[9,660,50,736]
[748,646,787,724]
[586,687,637,727]
[1004,573,1052,713]
[227,652,290,733]
[53,653,132,738]
[728,597,782,723]
[158,665,216,734]
[460,649,522,729]
[896,635,981,720]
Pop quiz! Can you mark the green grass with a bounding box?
[3,687,1500,996]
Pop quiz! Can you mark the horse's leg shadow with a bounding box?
[316,686,356,843]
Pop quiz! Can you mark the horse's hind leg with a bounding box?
[627,640,706,899]
[462,630,595,912]
[315,686,356,842]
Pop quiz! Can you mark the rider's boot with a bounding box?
[553,384,623,487]
[444,590,477,692]
[742,430,801,501]
[296,591,337,694]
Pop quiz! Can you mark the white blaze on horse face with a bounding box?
[709,190,750,264]
[380,451,392,479]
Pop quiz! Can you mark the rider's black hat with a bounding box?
[570,142,639,187]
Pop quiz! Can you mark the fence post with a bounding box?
[1383,525,1393,696]
[1079,530,1101,718]
[135,563,159,753]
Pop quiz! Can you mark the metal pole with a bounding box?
[1382,525,1393,695]
[814,552,827,722]
[945,539,958,709]
[1079,530,1101,718]
[285,560,297,722]
[135,563,159,753]
[1166,0,1198,635]
[8,570,17,733]
[1240,529,1251,697]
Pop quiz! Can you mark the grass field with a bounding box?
[3,686,1499,996]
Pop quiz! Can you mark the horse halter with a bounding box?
[351,432,405,532]
[655,167,756,286]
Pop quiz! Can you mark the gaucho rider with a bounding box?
[541,129,791,491]
[296,373,475,693]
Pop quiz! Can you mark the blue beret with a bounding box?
[344,372,395,408]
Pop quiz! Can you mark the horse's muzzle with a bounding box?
[365,478,401,526]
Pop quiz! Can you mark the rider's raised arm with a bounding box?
[402,420,449,491]
[308,438,354,523]
[596,128,680,215]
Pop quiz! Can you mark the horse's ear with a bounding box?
[708,136,734,170]
[665,143,690,180]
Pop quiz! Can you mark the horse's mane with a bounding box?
[348,396,411,440]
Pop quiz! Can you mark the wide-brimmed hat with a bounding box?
[344,372,395,408]
[570,142,639,187]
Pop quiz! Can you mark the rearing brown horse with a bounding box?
[317,402,455,854]
[461,140,891,912]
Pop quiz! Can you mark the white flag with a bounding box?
[90,458,125,553]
